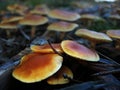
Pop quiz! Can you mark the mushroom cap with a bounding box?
[106,30,120,39]
[0,22,18,29]
[47,66,73,85]
[61,40,100,62]
[80,14,105,21]
[12,53,63,83]
[30,5,49,15]
[1,16,24,23]
[47,21,78,32]
[75,29,112,43]
[7,4,28,12]
[108,14,120,20]
[48,9,80,21]
[31,43,63,53]
[19,14,48,26]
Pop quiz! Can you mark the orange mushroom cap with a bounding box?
[1,16,24,24]
[75,29,112,43]
[47,21,78,32]
[7,4,28,15]
[19,14,48,26]
[31,43,63,53]
[48,9,80,21]
[61,40,100,62]
[47,66,73,85]
[80,14,105,21]
[30,4,49,15]
[106,30,120,39]
[12,53,63,83]
[0,22,18,29]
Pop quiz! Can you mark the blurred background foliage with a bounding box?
[0,0,74,10]
[0,0,120,31]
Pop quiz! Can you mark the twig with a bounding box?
[97,51,120,66]
[47,40,62,56]
[19,28,31,41]
[92,68,120,76]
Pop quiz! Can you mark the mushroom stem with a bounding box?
[88,20,92,27]
[6,29,11,38]
[114,39,120,49]
[60,32,66,40]
[55,32,67,42]
[90,41,96,49]
[55,31,60,42]
[31,26,36,38]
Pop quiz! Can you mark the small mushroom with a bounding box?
[61,40,100,62]
[12,53,63,83]
[106,30,120,49]
[30,4,49,15]
[48,9,80,21]
[80,14,105,26]
[0,22,18,38]
[47,66,73,85]
[47,21,78,41]
[7,4,28,15]
[31,43,63,53]
[1,16,24,24]
[75,29,112,48]
[19,14,48,37]
[108,14,120,26]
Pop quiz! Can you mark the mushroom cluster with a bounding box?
[12,40,100,84]
[0,2,120,90]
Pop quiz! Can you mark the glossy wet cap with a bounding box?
[31,43,63,53]
[48,9,80,21]
[47,66,73,85]
[12,53,63,83]
[61,40,100,62]
[106,30,120,39]
[19,14,48,26]
[75,29,112,43]
[47,21,78,32]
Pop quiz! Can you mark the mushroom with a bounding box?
[75,29,112,48]
[1,16,24,24]
[12,53,63,83]
[80,14,105,27]
[19,14,48,37]
[106,30,120,49]
[30,4,49,15]
[108,14,120,26]
[31,43,63,53]
[61,40,100,62]
[47,21,78,41]
[48,9,80,21]
[0,22,18,38]
[7,4,28,15]
[0,16,23,37]
[47,66,73,85]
